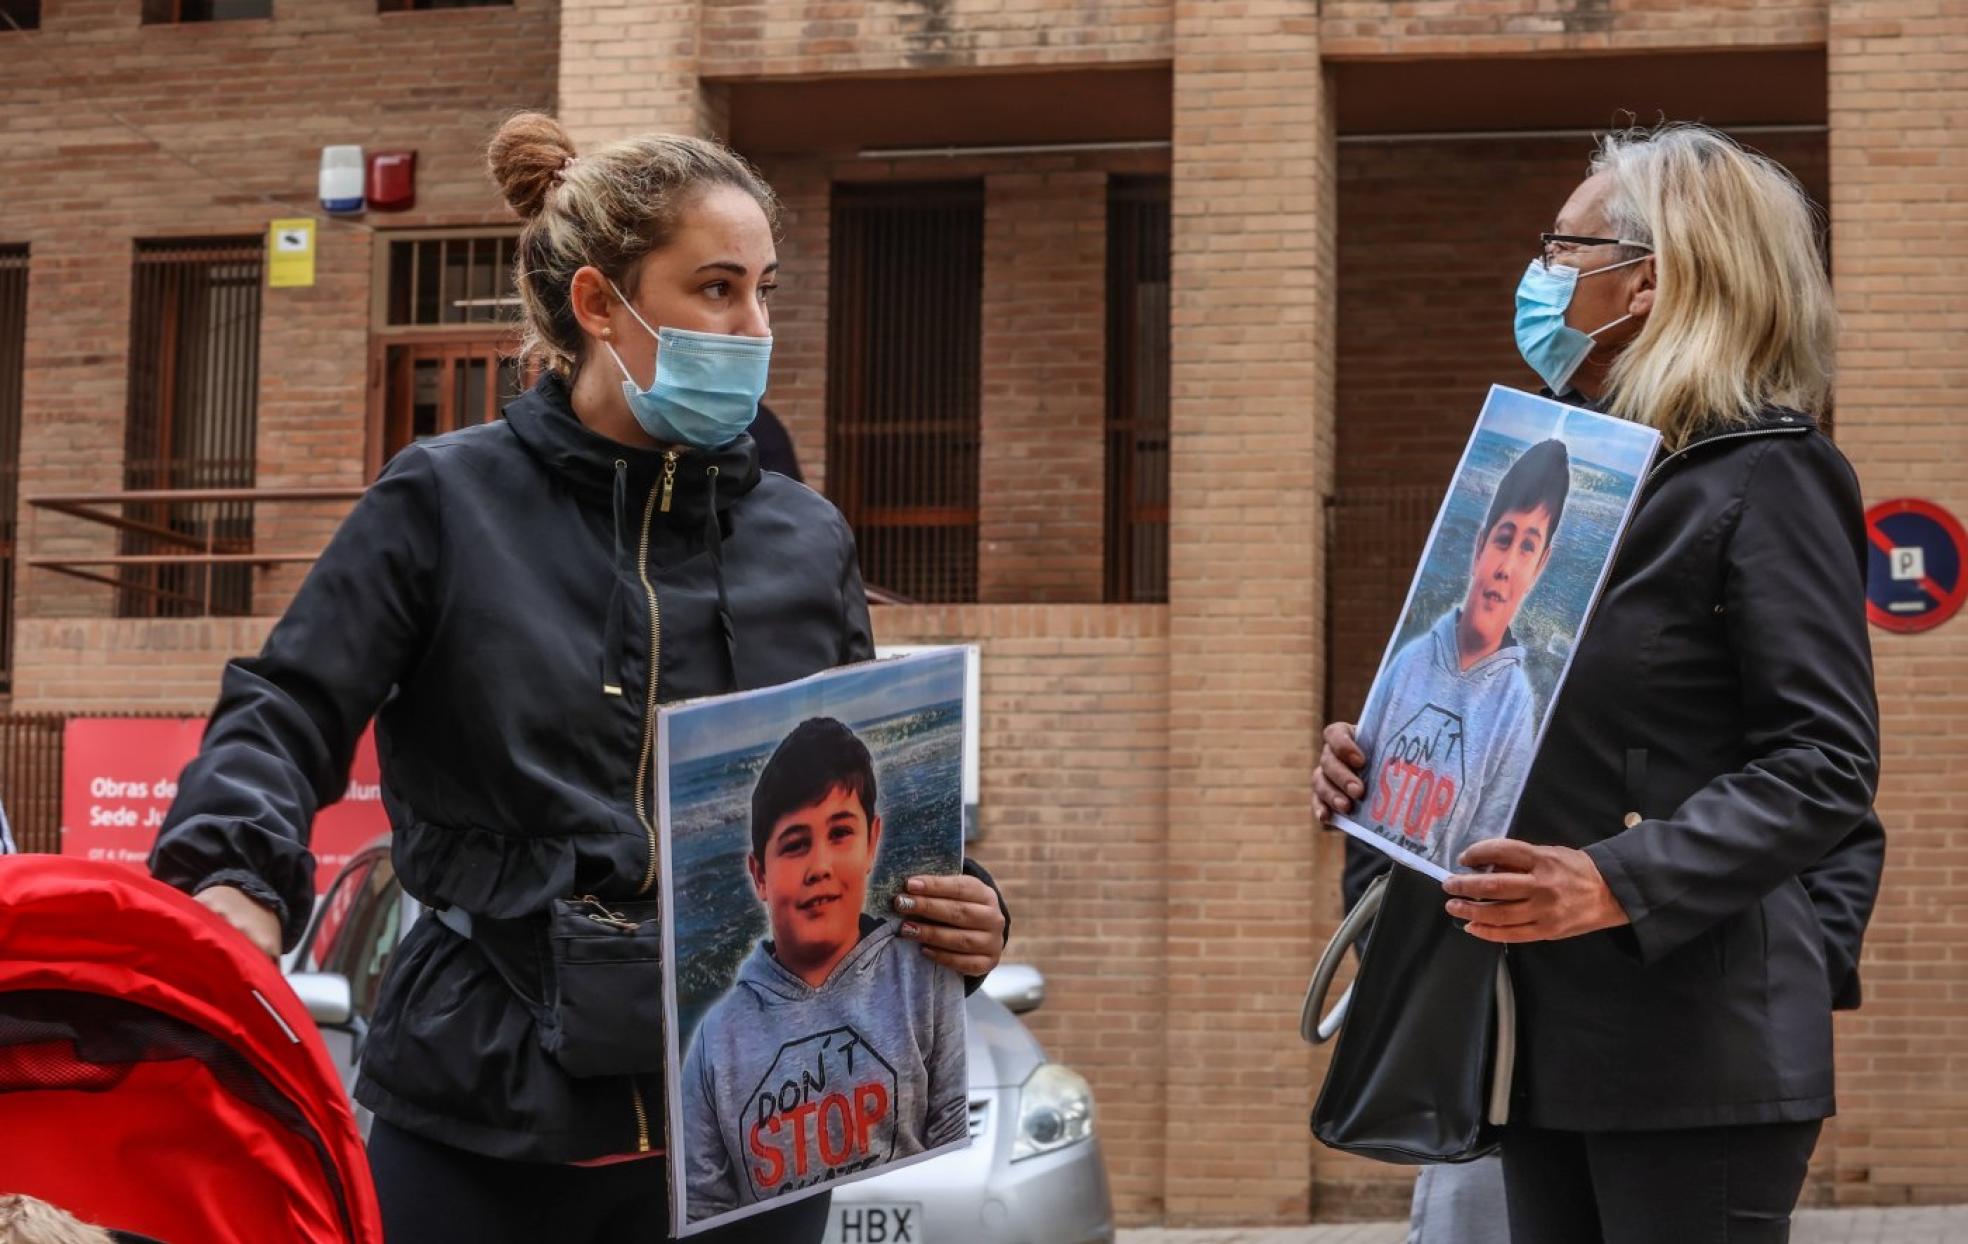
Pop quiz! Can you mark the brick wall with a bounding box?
[755,158,834,493]
[1165,2,1332,1224]
[874,603,1171,1219]
[13,617,275,713]
[700,0,1174,78]
[556,1,713,148]
[1821,0,1968,1208]
[1,0,556,689]
[1320,0,1827,57]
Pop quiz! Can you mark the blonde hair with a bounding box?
[1590,124,1837,450]
[0,1195,116,1244]
[486,112,780,379]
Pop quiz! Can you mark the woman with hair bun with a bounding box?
[148,112,1010,1242]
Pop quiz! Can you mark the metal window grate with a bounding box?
[141,0,272,20]
[0,246,26,691]
[379,0,513,10]
[121,238,263,618]
[385,236,521,327]
[827,182,984,604]
[1322,486,1443,723]
[1105,176,1171,604]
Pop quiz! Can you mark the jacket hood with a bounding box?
[503,370,768,693]
[738,915,899,1005]
[1429,607,1525,680]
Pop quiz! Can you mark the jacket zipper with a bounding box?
[1643,423,1809,488]
[630,1077,652,1155]
[624,451,676,1154]
[631,457,672,895]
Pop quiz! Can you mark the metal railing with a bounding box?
[27,486,363,616]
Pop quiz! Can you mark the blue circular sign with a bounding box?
[1865,499,1966,634]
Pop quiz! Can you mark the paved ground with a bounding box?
[1117,1204,1968,1244]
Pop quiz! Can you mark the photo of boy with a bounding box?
[1351,438,1572,872]
[679,716,968,1222]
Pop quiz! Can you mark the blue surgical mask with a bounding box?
[603,280,771,449]
[1513,253,1650,395]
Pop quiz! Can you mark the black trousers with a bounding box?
[1501,1120,1823,1244]
[368,1119,832,1244]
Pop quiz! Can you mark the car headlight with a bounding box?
[1011,1062,1095,1162]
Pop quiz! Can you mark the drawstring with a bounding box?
[600,459,629,695]
[703,465,739,689]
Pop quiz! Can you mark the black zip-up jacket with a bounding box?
[152,374,1005,1161]
[1505,408,1881,1131]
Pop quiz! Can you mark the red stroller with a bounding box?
[0,857,383,1244]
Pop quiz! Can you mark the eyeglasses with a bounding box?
[1539,232,1652,271]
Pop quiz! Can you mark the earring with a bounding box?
[599,326,613,341]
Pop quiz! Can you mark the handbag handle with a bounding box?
[1488,954,1515,1126]
[1300,871,1388,1045]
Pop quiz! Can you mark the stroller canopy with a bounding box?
[0,857,382,1244]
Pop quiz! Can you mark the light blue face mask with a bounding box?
[1513,252,1651,395]
[604,280,771,449]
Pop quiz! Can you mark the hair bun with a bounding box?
[487,111,578,221]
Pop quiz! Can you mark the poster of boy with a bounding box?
[1334,385,1660,881]
[656,648,970,1237]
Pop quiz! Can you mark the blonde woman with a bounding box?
[150,113,1009,1243]
[1317,125,1880,1243]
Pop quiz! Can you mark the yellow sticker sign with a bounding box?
[267,218,316,289]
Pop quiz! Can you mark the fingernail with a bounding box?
[1335,798,1350,812]
[907,878,926,894]
[1348,783,1363,797]
[900,923,919,938]
[894,895,917,913]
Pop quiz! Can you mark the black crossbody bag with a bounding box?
[434,894,667,1080]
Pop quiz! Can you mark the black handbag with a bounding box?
[1302,865,1516,1164]
[434,894,667,1079]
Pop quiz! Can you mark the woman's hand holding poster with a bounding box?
[1333,386,1661,880]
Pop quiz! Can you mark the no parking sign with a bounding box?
[1865,498,1967,634]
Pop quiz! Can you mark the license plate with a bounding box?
[824,1201,928,1244]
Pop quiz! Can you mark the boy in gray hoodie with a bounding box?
[1352,438,1571,874]
[681,717,968,1224]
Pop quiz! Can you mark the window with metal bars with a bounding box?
[384,234,521,328]
[142,0,272,20]
[827,182,984,605]
[0,2,40,32]
[0,247,26,690]
[369,232,526,477]
[1105,176,1171,604]
[379,0,513,10]
[121,238,263,618]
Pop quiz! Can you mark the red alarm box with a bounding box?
[367,150,417,212]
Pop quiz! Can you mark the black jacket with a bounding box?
[1505,409,1881,1131]
[152,374,1002,1161]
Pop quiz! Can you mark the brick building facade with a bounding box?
[1,0,1962,1226]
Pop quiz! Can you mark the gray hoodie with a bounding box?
[1353,609,1540,871]
[681,915,968,1219]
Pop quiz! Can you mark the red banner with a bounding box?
[60,718,386,895]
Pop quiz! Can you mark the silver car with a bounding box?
[287,837,1115,1244]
